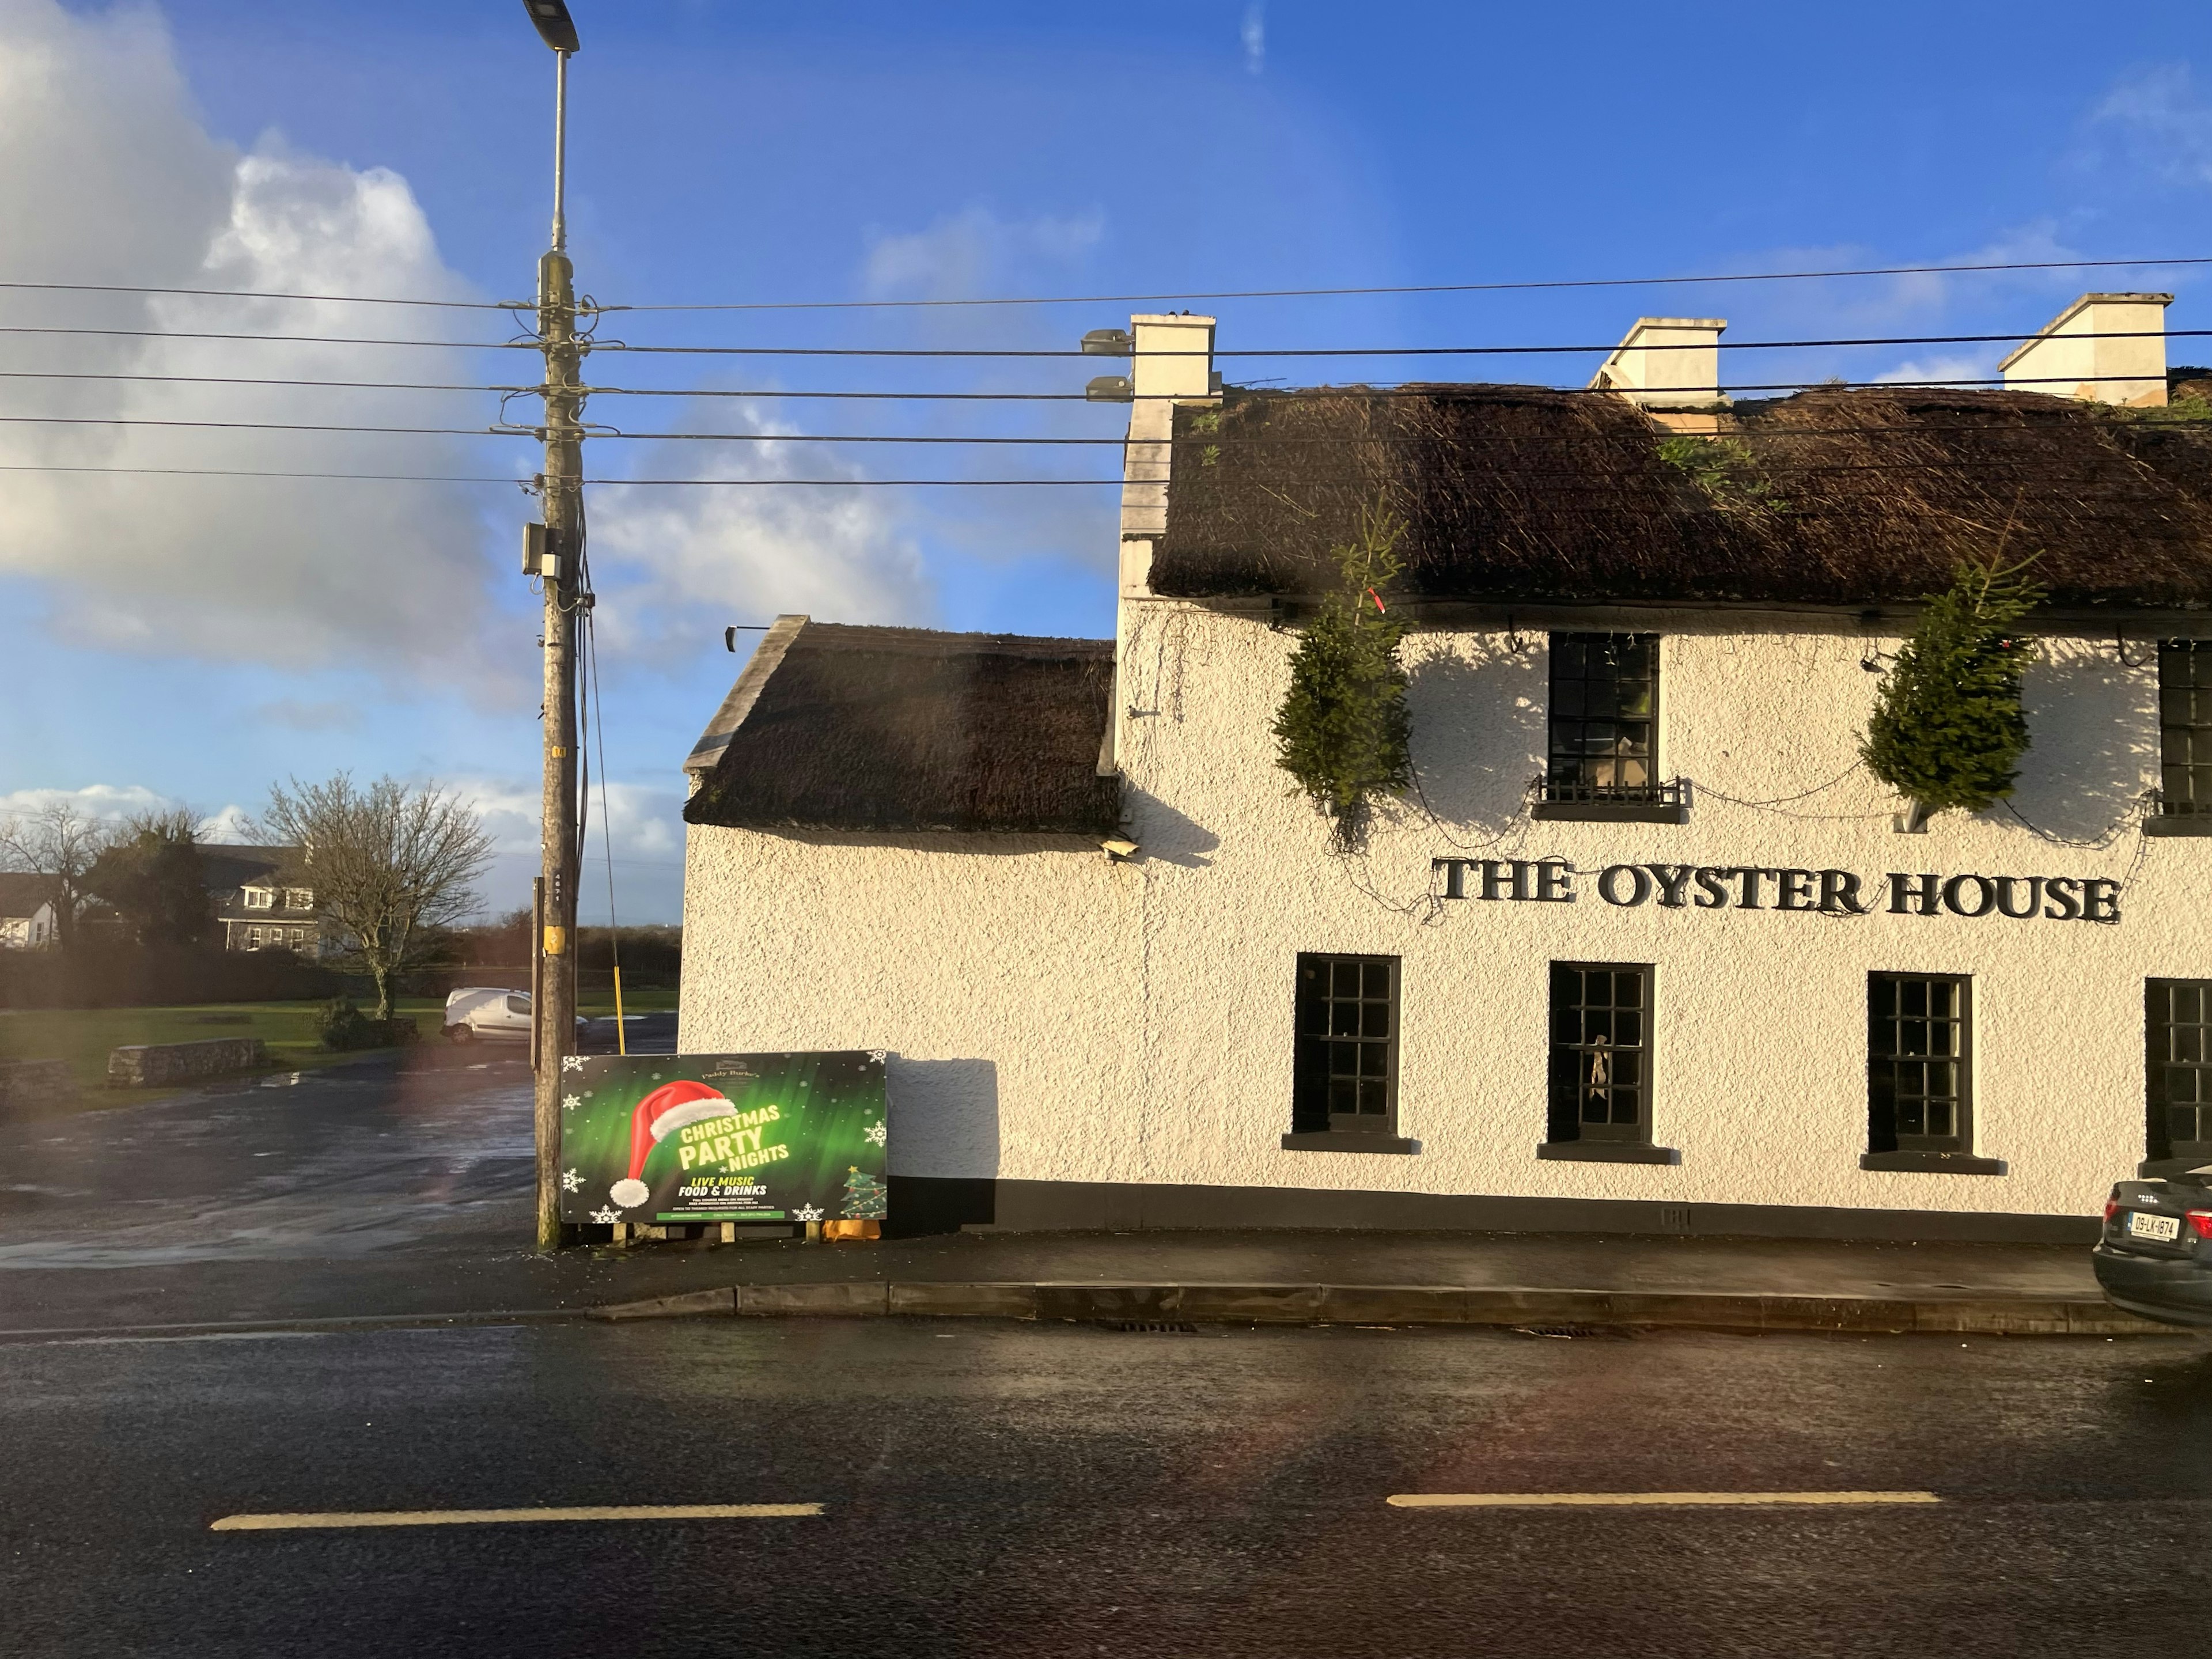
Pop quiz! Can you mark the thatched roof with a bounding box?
[684,619,1121,835]
[1150,385,2212,611]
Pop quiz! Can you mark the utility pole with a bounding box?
[525,1,585,1251]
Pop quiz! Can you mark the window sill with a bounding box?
[1859,1151,2008,1176]
[1529,801,1690,825]
[1281,1132,1419,1156]
[2138,1153,2212,1178]
[2143,816,2212,838]
[1536,1141,1681,1165]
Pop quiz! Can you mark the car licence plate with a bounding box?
[2128,1210,2181,1243]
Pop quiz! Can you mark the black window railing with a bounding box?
[1533,775,1690,809]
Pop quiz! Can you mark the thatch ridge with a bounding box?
[684,622,1121,836]
[1151,385,2212,609]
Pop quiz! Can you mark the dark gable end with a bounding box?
[1152,385,2212,611]
[684,622,1122,836]
[197,845,296,892]
[0,871,54,917]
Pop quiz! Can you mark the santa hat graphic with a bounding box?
[608,1078,740,1209]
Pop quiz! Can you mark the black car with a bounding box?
[2094,1171,2212,1325]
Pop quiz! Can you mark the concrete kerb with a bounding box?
[585,1281,2183,1336]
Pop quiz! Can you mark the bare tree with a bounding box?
[261,775,495,1020]
[0,801,115,951]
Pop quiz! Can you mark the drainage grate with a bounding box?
[1104,1320,1200,1334]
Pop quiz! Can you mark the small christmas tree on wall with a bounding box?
[1860,556,2045,828]
[1272,501,1414,850]
[840,1164,888,1222]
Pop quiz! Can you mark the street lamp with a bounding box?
[524,0,581,54]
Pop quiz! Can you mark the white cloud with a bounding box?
[451,772,687,923]
[199,803,256,842]
[587,404,933,653]
[0,781,180,825]
[1243,3,1265,75]
[0,783,262,843]
[861,204,1105,302]
[2088,63,2212,188]
[1871,353,1990,389]
[0,0,512,688]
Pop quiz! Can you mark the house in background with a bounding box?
[199,844,324,956]
[0,872,58,949]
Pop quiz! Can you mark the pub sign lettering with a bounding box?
[1431,858,2121,923]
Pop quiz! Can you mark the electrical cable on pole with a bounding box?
[525,0,585,1251]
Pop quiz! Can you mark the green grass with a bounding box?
[0,998,446,1101]
[0,985,682,1110]
[578,983,678,1016]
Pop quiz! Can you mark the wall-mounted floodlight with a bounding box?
[1101,838,1139,861]
[1086,376,1134,403]
[1081,328,1133,356]
[524,0,581,52]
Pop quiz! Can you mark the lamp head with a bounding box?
[524,0,580,52]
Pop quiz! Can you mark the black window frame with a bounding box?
[1535,632,1688,823]
[1866,971,1974,1156]
[2157,641,2212,821]
[2146,978,2212,1171]
[1289,953,1402,1141]
[1539,962,1681,1168]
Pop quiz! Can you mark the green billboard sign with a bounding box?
[558,1050,887,1228]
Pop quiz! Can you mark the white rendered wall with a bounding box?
[684,605,2188,1220]
[680,829,1142,1186]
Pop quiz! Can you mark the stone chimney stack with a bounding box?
[1588,317,1729,434]
[1999,293,2171,407]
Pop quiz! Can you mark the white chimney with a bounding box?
[1105,312,1217,779]
[1999,292,2171,407]
[1588,317,1728,433]
[1118,312,1217,562]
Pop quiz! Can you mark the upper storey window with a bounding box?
[2158,641,2212,819]
[1533,633,1687,824]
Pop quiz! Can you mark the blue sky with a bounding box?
[0,0,2206,921]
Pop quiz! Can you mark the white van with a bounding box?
[442,987,537,1043]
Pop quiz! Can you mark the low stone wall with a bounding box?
[0,1058,75,1114]
[107,1037,267,1088]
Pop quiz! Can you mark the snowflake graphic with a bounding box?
[867,1050,888,1065]
[589,1206,621,1225]
[862,1119,887,1147]
[793,1203,825,1223]
[561,1093,581,1112]
[560,1169,582,1192]
[561,1054,585,1073]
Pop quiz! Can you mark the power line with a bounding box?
[0,463,527,482]
[0,369,505,393]
[0,322,2203,358]
[0,370,2182,403]
[0,461,2201,495]
[9,404,2210,444]
[599,255,2212,312]
[0,279,509,309]
[0,325,527,349]
[2,252,2200,313]
[592,327,2212,361]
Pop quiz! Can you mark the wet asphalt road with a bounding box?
[5,1316,2212,1658]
